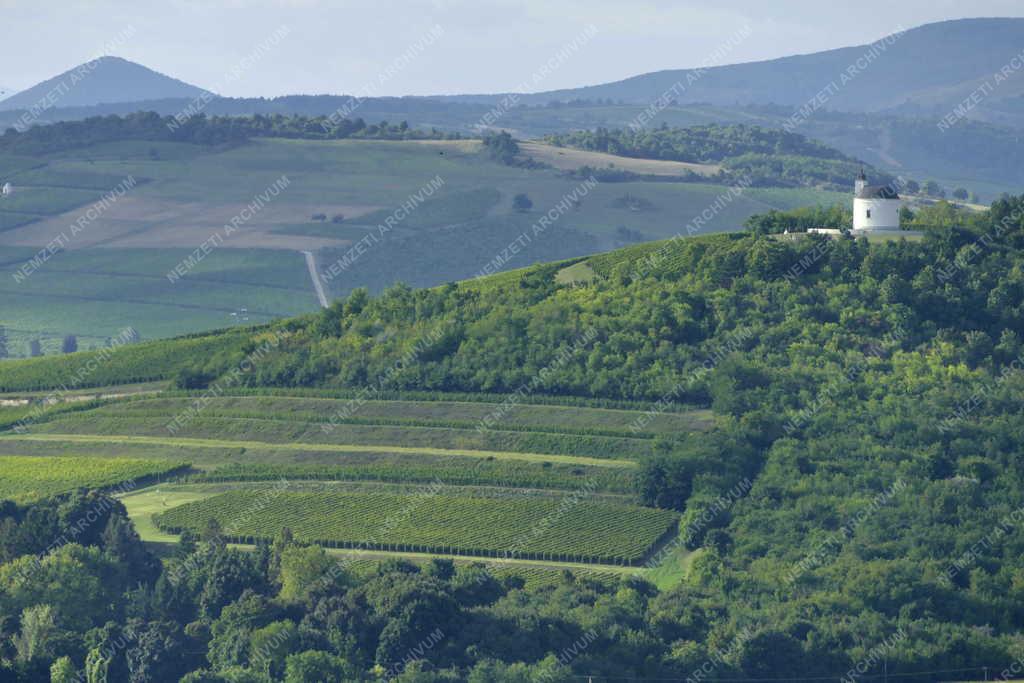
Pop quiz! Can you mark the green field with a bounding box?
[0,186,109,214]
[0,454,187,503]
[0,248,314,354]
[0,136,845,355]
[153,487,677,565]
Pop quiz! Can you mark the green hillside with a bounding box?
[0,117,850,356]
[2,195,1024,679]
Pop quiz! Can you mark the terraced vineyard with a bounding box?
[183,461,635,494]
[82,394,713,436]
[0,437,636,493]
[0,454,188,503]
[0,389,705,579]
[33,411,655,460]
[154,488,678,565]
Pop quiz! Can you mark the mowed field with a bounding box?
[0,390,710,580]
[518,141,722,176]
[0,137,845,356]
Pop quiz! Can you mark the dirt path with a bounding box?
[2,433,638,468]
[301,249,330,308]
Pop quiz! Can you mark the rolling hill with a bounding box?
[0,56,212,112]
[1,194,1024,678]
[0,117,848,356]
[0,19,1020,196]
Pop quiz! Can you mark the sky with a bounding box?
[2,0,1024,98]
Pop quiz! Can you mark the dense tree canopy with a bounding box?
[0,112,459,155]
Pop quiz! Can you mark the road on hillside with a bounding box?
[301,249,330,308]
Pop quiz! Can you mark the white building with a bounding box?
[852,169,900,233]
[1,183,11,197]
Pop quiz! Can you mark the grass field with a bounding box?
[0,247,314,353]
[0,136,845,354]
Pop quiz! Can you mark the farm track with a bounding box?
[301,249,330,308]
[1,433,640,468]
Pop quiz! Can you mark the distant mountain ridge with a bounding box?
[439,18,1024,124]
[1,18,1021,193]
[6,18,1022,121]
[0,56,212,111]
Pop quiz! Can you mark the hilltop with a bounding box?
[1,196,1024,677]
[0,56,212,112]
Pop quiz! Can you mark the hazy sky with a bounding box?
[3,0,1023,98]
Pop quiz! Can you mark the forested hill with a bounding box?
[3,197,1024,675]
[544,124,851,163]
[0,111,458,155]
[544,123,881,189]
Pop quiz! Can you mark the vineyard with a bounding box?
[1,388,699,578]
[158,388,712,422]
[78,394,711,438]
[184,461,636,494]
[0,436,637,493]
[0,328,254,392]
[154,488,678,565]
[34,411,658,460]
[0,455,189,503]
